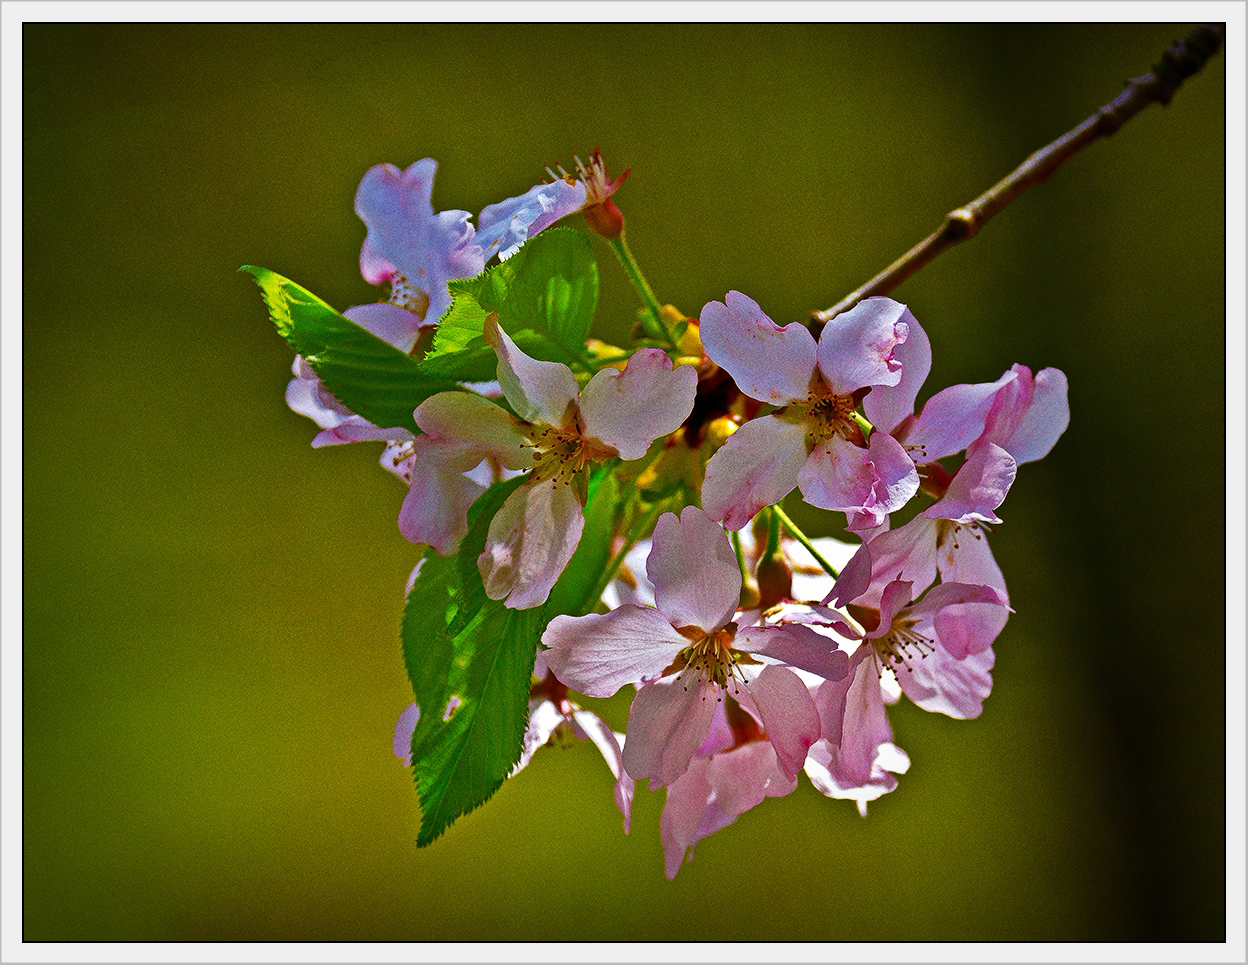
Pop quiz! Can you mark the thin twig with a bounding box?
[812,23,1225,325]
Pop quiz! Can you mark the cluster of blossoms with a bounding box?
[275,154,1068,879]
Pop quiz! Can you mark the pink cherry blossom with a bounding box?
[412,316,697,608]
[699,292,924,532]
[542,507,849,789]
[660,698,797,879]
[355,160,486,328]
[804,646,911,816]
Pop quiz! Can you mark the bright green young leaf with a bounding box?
[545,468,621,618]
[242,265,457,434]
[420,229,598,377]
[400,477,542,846]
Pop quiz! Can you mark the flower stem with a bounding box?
[578,495,671,615]
[606,233,678,348]
[731,530,749,586]
[772,504,840,579]
[811,23,1225,323]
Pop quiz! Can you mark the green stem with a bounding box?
[606,233,678,348]
[731,530,749,586]
[578,495,670,615]
[851,411,874,438]
[772,504,840,579]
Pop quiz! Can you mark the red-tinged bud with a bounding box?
[575,148,630,239]
[756,553,793,610]
[583,197,625,239]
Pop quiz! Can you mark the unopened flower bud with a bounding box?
[756,553,793,610]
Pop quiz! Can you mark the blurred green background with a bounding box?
[23,22,1225,941]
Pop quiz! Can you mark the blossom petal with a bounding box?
[477,179,588,262]
[413,392,531,472]
[977,364,1070,465]
[571,710,634,833]
[935,521,1007,597]
[738,623,849,682]
[484,314,579,427]
[702,415,809,531]
[861,301,931,434]
[699,291,818,405]
[816,296,910,394]
[901,369,1018,464]
[478,479,585,610]
[397,458,485,555]
[906,581,1009,660]
[354,160,484,319]
[896,643,995,719]
[623,676,718,788]
[707,740,797,817]
[541,605,688,697]
[577,350,698,460]
[922,442,1017,525]
[343,303,434,356]
[739,665,821,780]
[797,431,919,527]
[647,507,741,633]
[815,646,895,787]
[805,737,908,816]
[1006,366,1070,465]
[516,698,564,775]
[660,757,714,880]
[392,703,421,765]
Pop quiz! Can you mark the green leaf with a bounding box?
[545,468,621,617]
[504,228,598,353]
[420,229,598,377]
[400,477,542,846]
[242,265,457,434]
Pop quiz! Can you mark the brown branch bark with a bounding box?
[811,23,1226,325]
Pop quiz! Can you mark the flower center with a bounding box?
[935,519,987,553]
[869,617,936,674]
[527,424,613,487]
[789,386,861,448]
[667,623,747,698]
[388,271,432,321]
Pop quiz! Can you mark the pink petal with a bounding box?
[896,642,995,719]
[901,369,1018,464]
[660,757,714,879]
[343,302,435,356]
[392,703,421,764]
[860,301,931,434]
[934,521,1008,598]
[738,624,849,682]
[477,179,588,262]
[805,737,908,815]
[647,507,741,633]
[904,581,1009,660]
[797,431,918,526]
[541,605,689,697]
[622,676,718,789]
[922,442,1017,525]
[702,414,809,531]
[484,314,580,427]
[738,665,821,780]
[515,699,564,775]
[706,740,797,816]
[816,646,894,786]
[977,365,1069,465]
[857,516,940,605]
[412,392,532,472]
[815,296,910,395]
[397,458,485,555]
[698,291,818,405]
[571,710,634,833]
[478,478,585,610]
[1007,367,1070,465]
[577,350,698,460]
